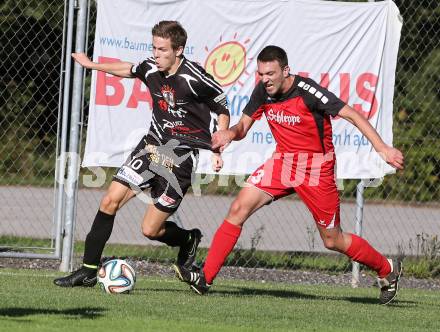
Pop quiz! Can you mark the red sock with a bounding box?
[344,233,391,278]
[203,220,242,284]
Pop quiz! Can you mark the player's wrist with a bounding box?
[227,129,237,142]
[374,142,388,154]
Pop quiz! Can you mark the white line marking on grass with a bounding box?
[0,271,58,278]
[0,272,261,289]
[0,272,179,283]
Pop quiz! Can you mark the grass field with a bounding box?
[1,269,439,332]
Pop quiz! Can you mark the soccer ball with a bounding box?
[97,259,136,294]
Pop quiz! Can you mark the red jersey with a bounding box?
[243,75,345,154]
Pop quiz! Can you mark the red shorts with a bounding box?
[247,152,340,229]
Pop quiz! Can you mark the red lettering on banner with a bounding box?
[127,78,153,108]
[95,56,152,109]
[339,73,350,104]
[320,73,329,88]
[228,70,379,121]
[298,71,309,78]
[95,56,124,106]
[295,72,378,120]
[353,73,378,119]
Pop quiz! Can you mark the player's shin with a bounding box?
[154,220,190,247]
[203,220,242,284]
[344,233,391,278]
[83,210,115,267]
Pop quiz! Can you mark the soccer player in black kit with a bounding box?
[54,21,230,287]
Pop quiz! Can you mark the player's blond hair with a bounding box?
[152,21,187,50]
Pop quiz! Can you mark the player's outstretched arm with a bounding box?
[212,114,254,153]
[71,52,134,78]
[338,105,404,170]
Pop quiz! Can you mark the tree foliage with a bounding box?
[1,1,439,202]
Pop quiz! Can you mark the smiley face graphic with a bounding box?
[205,41,247,86]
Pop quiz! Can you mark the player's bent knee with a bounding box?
[322,237,338,251]
[100,195,120,214]
[228,200,251,220]
[141,225,160,239]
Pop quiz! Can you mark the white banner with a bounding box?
[83,0,402,179]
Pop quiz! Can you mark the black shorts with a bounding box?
[113,136,199,213]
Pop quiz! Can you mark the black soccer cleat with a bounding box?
[53,266,97,288]
[377,259,402,305]
[177,228,202,268]
[172,263,211,295]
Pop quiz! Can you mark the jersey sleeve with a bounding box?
[297,77,345,116]
[188,62,229,116]
[130,57,157,85]
[242,82,267,120]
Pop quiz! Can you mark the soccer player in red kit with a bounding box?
[173,45,404,305]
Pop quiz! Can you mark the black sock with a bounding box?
[155,221,190,247]
[83,210,115,267]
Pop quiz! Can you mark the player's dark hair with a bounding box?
[152,21,187,50]
[257,45,288,68]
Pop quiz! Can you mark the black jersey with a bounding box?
[131,56,229,150]
[243,76,345,154]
